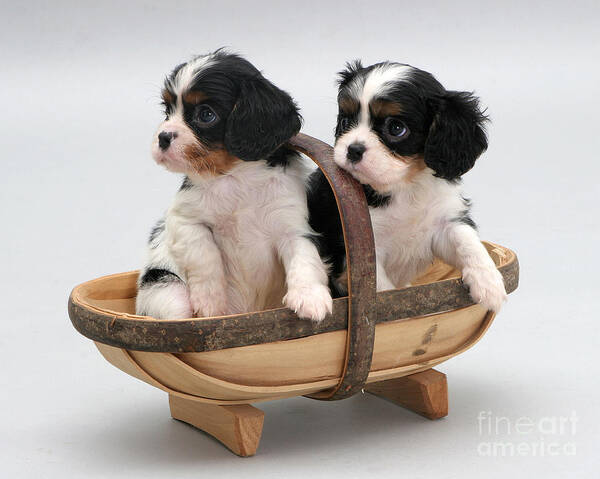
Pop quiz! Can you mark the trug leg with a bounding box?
[169,394,265,457]
[365,368,448,419]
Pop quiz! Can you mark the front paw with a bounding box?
[190,288,228,318]
[283,284,333,322]
[462,265,507,312]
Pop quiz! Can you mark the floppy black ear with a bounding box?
[424,91,489,180]
[224,79,302,161]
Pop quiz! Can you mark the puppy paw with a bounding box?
[283,284,333,322]
[462,265,507,312]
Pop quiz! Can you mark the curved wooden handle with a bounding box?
[288,133,377,400]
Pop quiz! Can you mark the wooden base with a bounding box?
[365,368,448,419]
[168,395,264,457]
[168,369,447,456]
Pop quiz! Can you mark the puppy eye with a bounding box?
[339,116,350,131]
[162,101,173,117]
[386,118,409,139]
[197,105,218,124]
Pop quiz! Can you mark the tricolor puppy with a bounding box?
[308,61,506,312]
[136,51,332,321]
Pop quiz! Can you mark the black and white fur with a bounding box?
[308,61,506,311]
[136,51,332,320]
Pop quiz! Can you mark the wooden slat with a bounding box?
[94,310,496,404]
[175,304,486,387]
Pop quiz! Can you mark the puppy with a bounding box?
[308,61,506,312]
[136,50,332,321]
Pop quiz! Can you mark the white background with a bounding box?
[1,1,598,477]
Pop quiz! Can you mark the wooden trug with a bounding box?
[67,133,520,456]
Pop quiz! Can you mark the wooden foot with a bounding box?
[365,368,448,420]
[168,395,265,457]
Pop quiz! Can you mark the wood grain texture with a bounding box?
[175,304,486,388]
[365,368,448,419]
[94,309,494,404]
[168,395,264,457]
[95,341,336,405]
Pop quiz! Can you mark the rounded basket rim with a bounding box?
[68,240,518,353]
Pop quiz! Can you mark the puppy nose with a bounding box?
[158,131,177,151]
[347,142,366,163]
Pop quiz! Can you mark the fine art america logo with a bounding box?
[476,411,578,457]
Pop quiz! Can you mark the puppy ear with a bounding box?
[224,79,302,161]
[424,91,489,180]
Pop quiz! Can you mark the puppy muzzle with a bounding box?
[346,142,366,164]
[158,131,178,151]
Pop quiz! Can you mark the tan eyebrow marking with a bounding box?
[338,95,360,115]
[370,99,403,117]
[161,89,175,105]
[183,91,208,104]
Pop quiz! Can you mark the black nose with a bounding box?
[158,131,177,151]
[346,142,366,164]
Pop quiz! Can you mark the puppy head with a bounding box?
[153,50,301,176]
[333,61,488,192]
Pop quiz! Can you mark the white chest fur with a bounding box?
[165,160,313,314]
[370,174,466,287]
